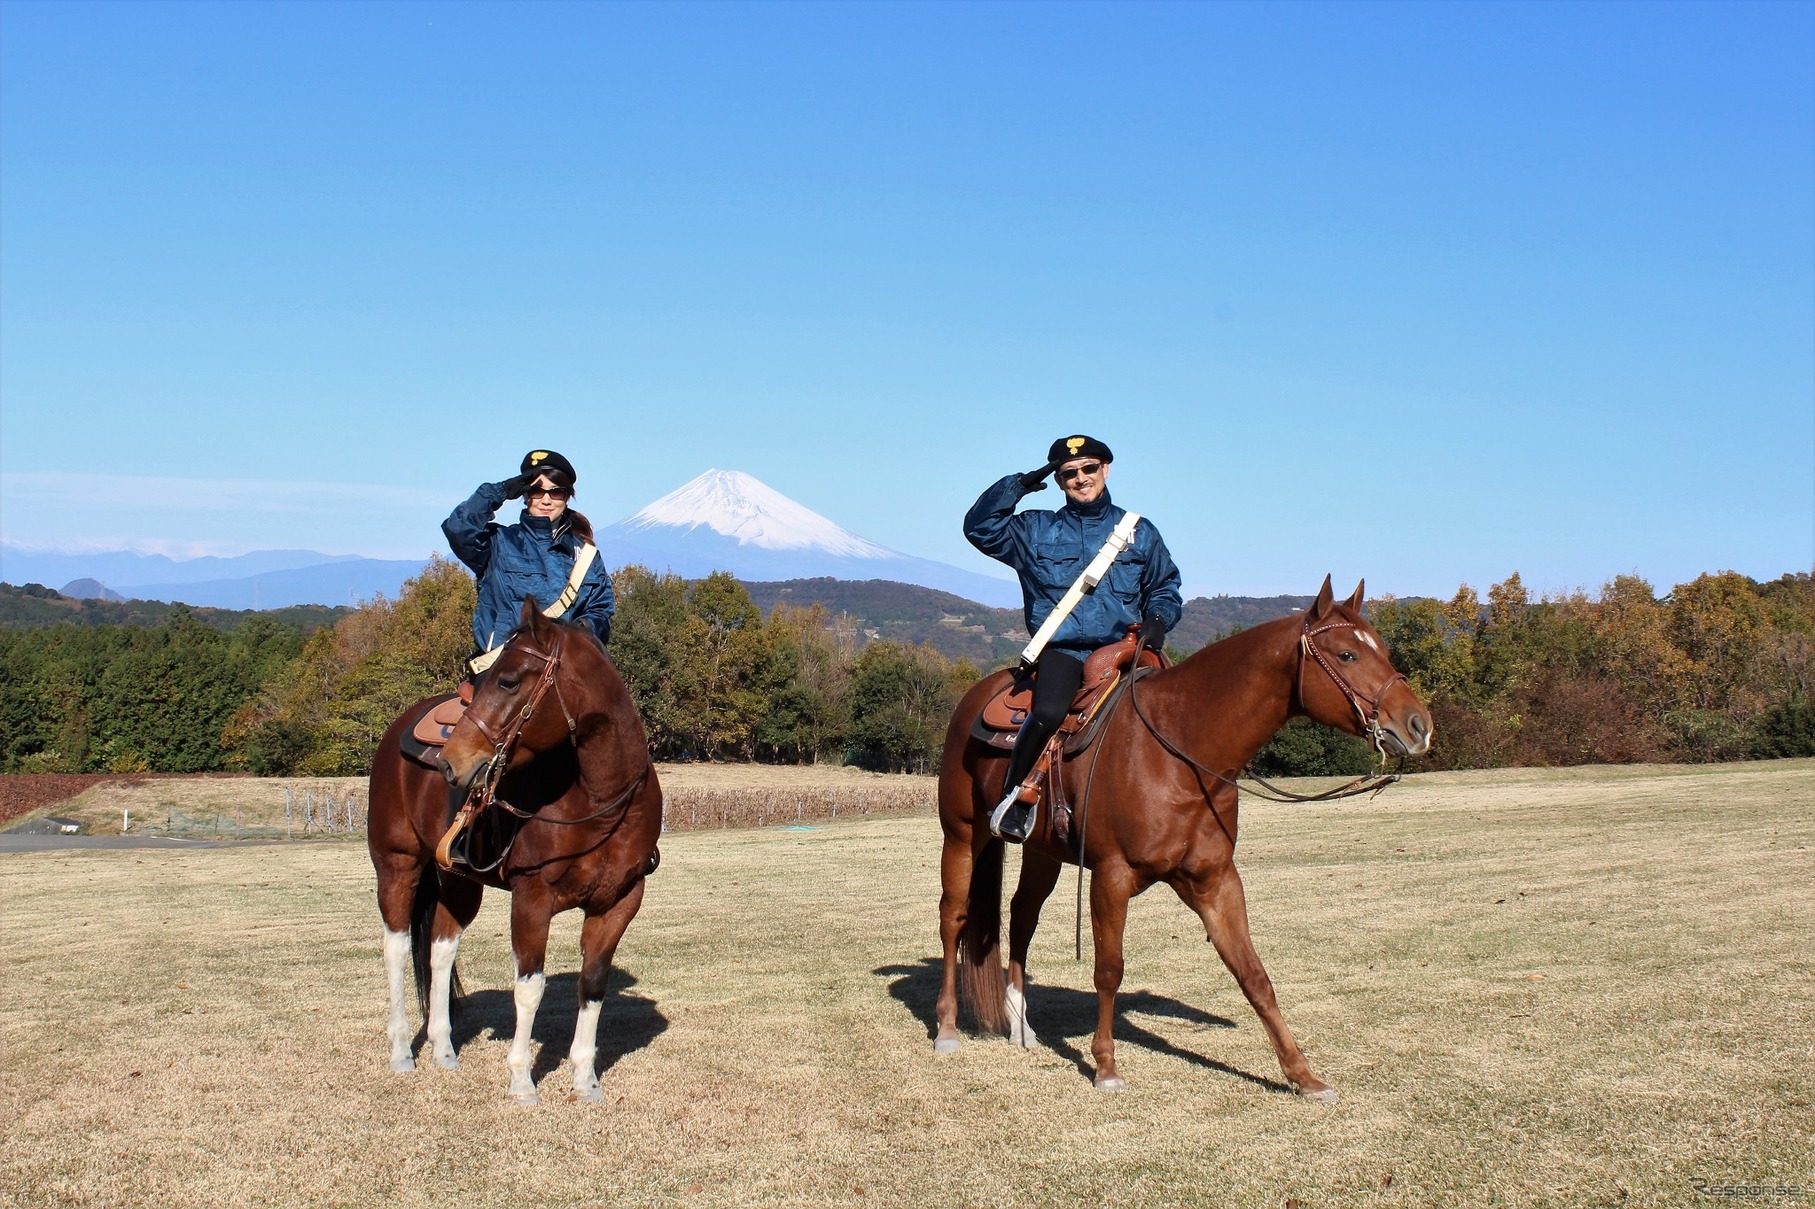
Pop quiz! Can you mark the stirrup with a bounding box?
[989,786,1036,843]
[434,805,477,872]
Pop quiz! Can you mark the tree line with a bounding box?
[1,561,1809,778]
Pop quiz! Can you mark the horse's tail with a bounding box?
[958,837,1011,1036]
[408,864,462,1016]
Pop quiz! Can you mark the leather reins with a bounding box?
[1128,613,1405,806]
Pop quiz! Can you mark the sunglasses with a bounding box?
[527,486,572,499]
[1056,461,1103,484]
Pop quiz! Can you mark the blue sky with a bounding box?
[2,0,1810,599]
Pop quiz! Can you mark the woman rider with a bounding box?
[442,449,615,673]
[964,435,1183,841]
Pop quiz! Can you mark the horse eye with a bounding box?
[1337,650,1358,663]
[497,676,521,692]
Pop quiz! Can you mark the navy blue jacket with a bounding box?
[442,482,615,652]
[964,474,1183,655]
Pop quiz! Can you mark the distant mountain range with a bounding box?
[0,468,1020,610]
[2,470,1326,660]
[0,577,1311,665]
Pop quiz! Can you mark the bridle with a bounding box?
[1295,615,1409,768]
[1127,611,1406,805]
[459,626,646,830]
[464,627,579,814]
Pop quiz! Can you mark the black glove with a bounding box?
[500,474,534,500]
[1139,614,1168,655]
[1017,461,1060,492]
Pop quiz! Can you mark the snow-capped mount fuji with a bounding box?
[597,470,1019,608]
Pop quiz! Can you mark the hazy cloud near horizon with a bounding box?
[0,472,448,560]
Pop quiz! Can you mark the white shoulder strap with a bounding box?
[1019,513,1141,666]
[546,542,598,619]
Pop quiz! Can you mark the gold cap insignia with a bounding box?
[529,451,549,464]
[1066,437,1086,455]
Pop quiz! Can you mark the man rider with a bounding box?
[963,435,1183,842]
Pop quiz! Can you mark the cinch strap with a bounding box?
[469,543,598,674]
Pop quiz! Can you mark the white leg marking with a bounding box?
[382,929,415,1072]
[1005,982,1038,1049]
[427,935,461,1069]
[570,998,605,1101]
[507,971,547,1105]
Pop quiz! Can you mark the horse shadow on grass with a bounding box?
[875,957,1293,1095]
[430,969,667,1082]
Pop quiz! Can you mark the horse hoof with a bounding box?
[1093,1075,1126,1092]
[1017,1030,1040,1050]
[575,1084,604,1104]
[389,1056,416,1074]
[1298,1085,1338,1103]
[433,1053,460,1071]
[510,1091,540,1108]
[933,1037,960,1055]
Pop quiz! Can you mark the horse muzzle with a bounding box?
[1379,707,1433,758]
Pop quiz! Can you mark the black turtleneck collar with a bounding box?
[1064,489,1114,519]
[520,511,573,545]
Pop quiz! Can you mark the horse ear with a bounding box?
[520,596,542,629]
[1311,575,1334,620]
[1344,579,1366,612]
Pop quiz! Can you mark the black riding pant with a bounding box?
[1003,648,1086,793]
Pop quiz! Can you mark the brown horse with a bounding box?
[934,577,1432,1098]
[368,599,662,1105]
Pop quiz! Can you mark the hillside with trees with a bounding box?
[2,561,1809,780]
[0,582,348,635]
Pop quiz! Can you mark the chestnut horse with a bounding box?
[934,577,1433,1098]
[368,600,662,1105]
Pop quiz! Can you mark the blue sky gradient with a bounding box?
[2,0,1810,598]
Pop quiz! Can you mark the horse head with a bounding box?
[1295,575,1433,758]
[439,597,598,794]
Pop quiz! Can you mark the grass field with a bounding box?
[1,761,1810,1207]
[25,762,934,837]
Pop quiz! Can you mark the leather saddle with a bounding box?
[971,631,1167,754]
[399,681,474,769]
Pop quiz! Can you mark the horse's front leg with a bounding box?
[1175,863,1335,1101]
[506,886,555,1106]
[426,873,483,1070]
[374,856,422,1073]
[1006,849,1064,1049]
[1088,861,1139,1090]
[570,878,647,1102]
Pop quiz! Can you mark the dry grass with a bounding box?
[1,760,1810,1207]
[28,763,935,837]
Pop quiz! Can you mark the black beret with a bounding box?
[521,449,576,488]
[1048,434,1113,465]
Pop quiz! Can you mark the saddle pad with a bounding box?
[410,693,467,746]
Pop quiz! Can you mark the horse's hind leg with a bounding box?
[505,885,555,1106]
[1006,849,1064,1049]
[933,823,974,1053]
[1088,861,1141,1090]
[570,878,647,1102]
[425,874,483,1070]
[1174,865,1334,1101]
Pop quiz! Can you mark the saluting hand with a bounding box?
[1017,460,1061,492]
[501,474,534,499]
